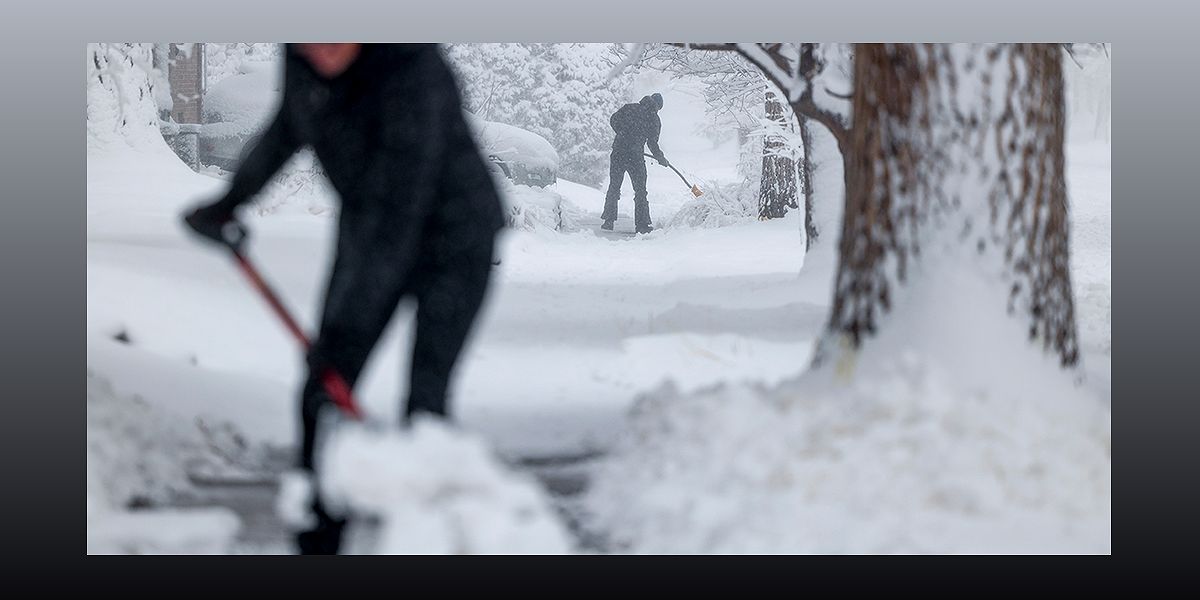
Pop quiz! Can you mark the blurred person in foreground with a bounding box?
[182,43,504,554]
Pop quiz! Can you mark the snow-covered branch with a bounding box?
[656,43,851,150]
[606,43,646,81]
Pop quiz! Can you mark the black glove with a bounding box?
[182,202,246,249]
[656,156,670,167]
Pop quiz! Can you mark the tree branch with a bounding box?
[667,42,850,150]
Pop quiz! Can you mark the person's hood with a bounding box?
[640,93,664,112]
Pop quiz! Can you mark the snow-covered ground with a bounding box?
[87,78,1109,553]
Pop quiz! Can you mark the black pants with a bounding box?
[296,218,496,554]
[602,151,651,229]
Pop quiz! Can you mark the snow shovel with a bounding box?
[644,153,703,197]
[216,221,363,420]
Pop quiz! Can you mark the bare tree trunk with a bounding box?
[758,90,797,220]
[819,43,1079,367]
[798,114,817,250]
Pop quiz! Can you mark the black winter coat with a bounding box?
[610,95,665,161]
[212,44,505,251]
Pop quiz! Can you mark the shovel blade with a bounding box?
[691,184,703,197]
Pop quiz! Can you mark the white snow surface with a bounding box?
[87,372,242,554]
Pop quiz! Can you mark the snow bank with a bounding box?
[317,419,573,554]
[87,372,241,554]
[587,256,1110,554]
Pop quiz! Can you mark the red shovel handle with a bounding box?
[225,235,363,420]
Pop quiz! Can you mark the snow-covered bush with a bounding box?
[205,43,282,88]
[87,43,167,151]
[666,179,758,230]
[318,418,573,554]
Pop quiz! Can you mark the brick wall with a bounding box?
[169,43,204,124]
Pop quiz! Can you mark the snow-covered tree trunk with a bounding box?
[819,43,1079,367]
[798,114,817,250]
[757,90,797,220]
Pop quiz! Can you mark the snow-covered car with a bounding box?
[464,112,559,188]
[199,61,281,171]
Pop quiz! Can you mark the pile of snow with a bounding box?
[87,372,241,554]
[494,173,584,233]
[586,257,1111,554]
[666,178,758,230]
[316,418,573,554]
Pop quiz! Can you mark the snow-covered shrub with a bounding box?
[666,179,758,230]
[87,43,167,151]
[205,43,282,88]
[318,418,573,554]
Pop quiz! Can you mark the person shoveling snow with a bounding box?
[602,93,671,234]
[182,43,505,554]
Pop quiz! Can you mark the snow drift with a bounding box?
[586,254,1111,554]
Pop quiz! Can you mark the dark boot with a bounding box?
[601,220,614,231]
[296,499,348,555]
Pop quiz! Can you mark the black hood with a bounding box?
[640,93,664,111]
